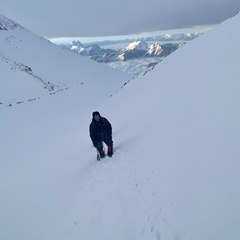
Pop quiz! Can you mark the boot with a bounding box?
[107,145,113,157]
[98,148,105,158]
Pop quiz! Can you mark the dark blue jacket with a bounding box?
[89,116,112,145]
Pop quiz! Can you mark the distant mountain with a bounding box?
[65,40,181,63]
[61,40,182,75]
[62,32,203,48]
[117,41,180,61]
[144,32,202,42]
[56,31,201,76]
[56,31,202,75]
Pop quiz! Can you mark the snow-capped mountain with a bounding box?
[1,11,240,240]
[0,14,133,106]
[58,32,200,76]
[118,41,165,60]
[67,40,179,62]
[125,40,149,51]
[66,40,180,75]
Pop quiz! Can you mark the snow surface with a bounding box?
[1,12,240,240]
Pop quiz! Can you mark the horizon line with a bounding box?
[48,25,213,45]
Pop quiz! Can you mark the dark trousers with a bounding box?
[96,138,113,153]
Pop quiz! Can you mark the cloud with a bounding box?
[2,0,240,37]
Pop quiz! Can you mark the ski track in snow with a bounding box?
[62,143,170,240]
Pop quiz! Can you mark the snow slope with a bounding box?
[0,14,133,105]
[1,12,240,240]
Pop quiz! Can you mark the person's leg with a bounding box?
[104,139,113,157]
[107,145,113,157]
[96,142,105,158]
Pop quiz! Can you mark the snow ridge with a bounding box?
[0,14,23,30]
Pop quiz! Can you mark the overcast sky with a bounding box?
[2,0,240,38]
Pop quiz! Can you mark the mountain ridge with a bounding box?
[57,32,201,75]
[64,40,181,62]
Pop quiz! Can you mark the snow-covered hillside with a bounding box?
[0,14,133,106]
[1,12,240,240]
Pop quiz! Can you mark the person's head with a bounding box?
[92,111,101,121]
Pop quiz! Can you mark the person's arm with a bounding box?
[105,118,112,139]
[89,123,96,146]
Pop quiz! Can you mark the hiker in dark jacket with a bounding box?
[89,111,113,158]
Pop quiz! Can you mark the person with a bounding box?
[89,111,113,158]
